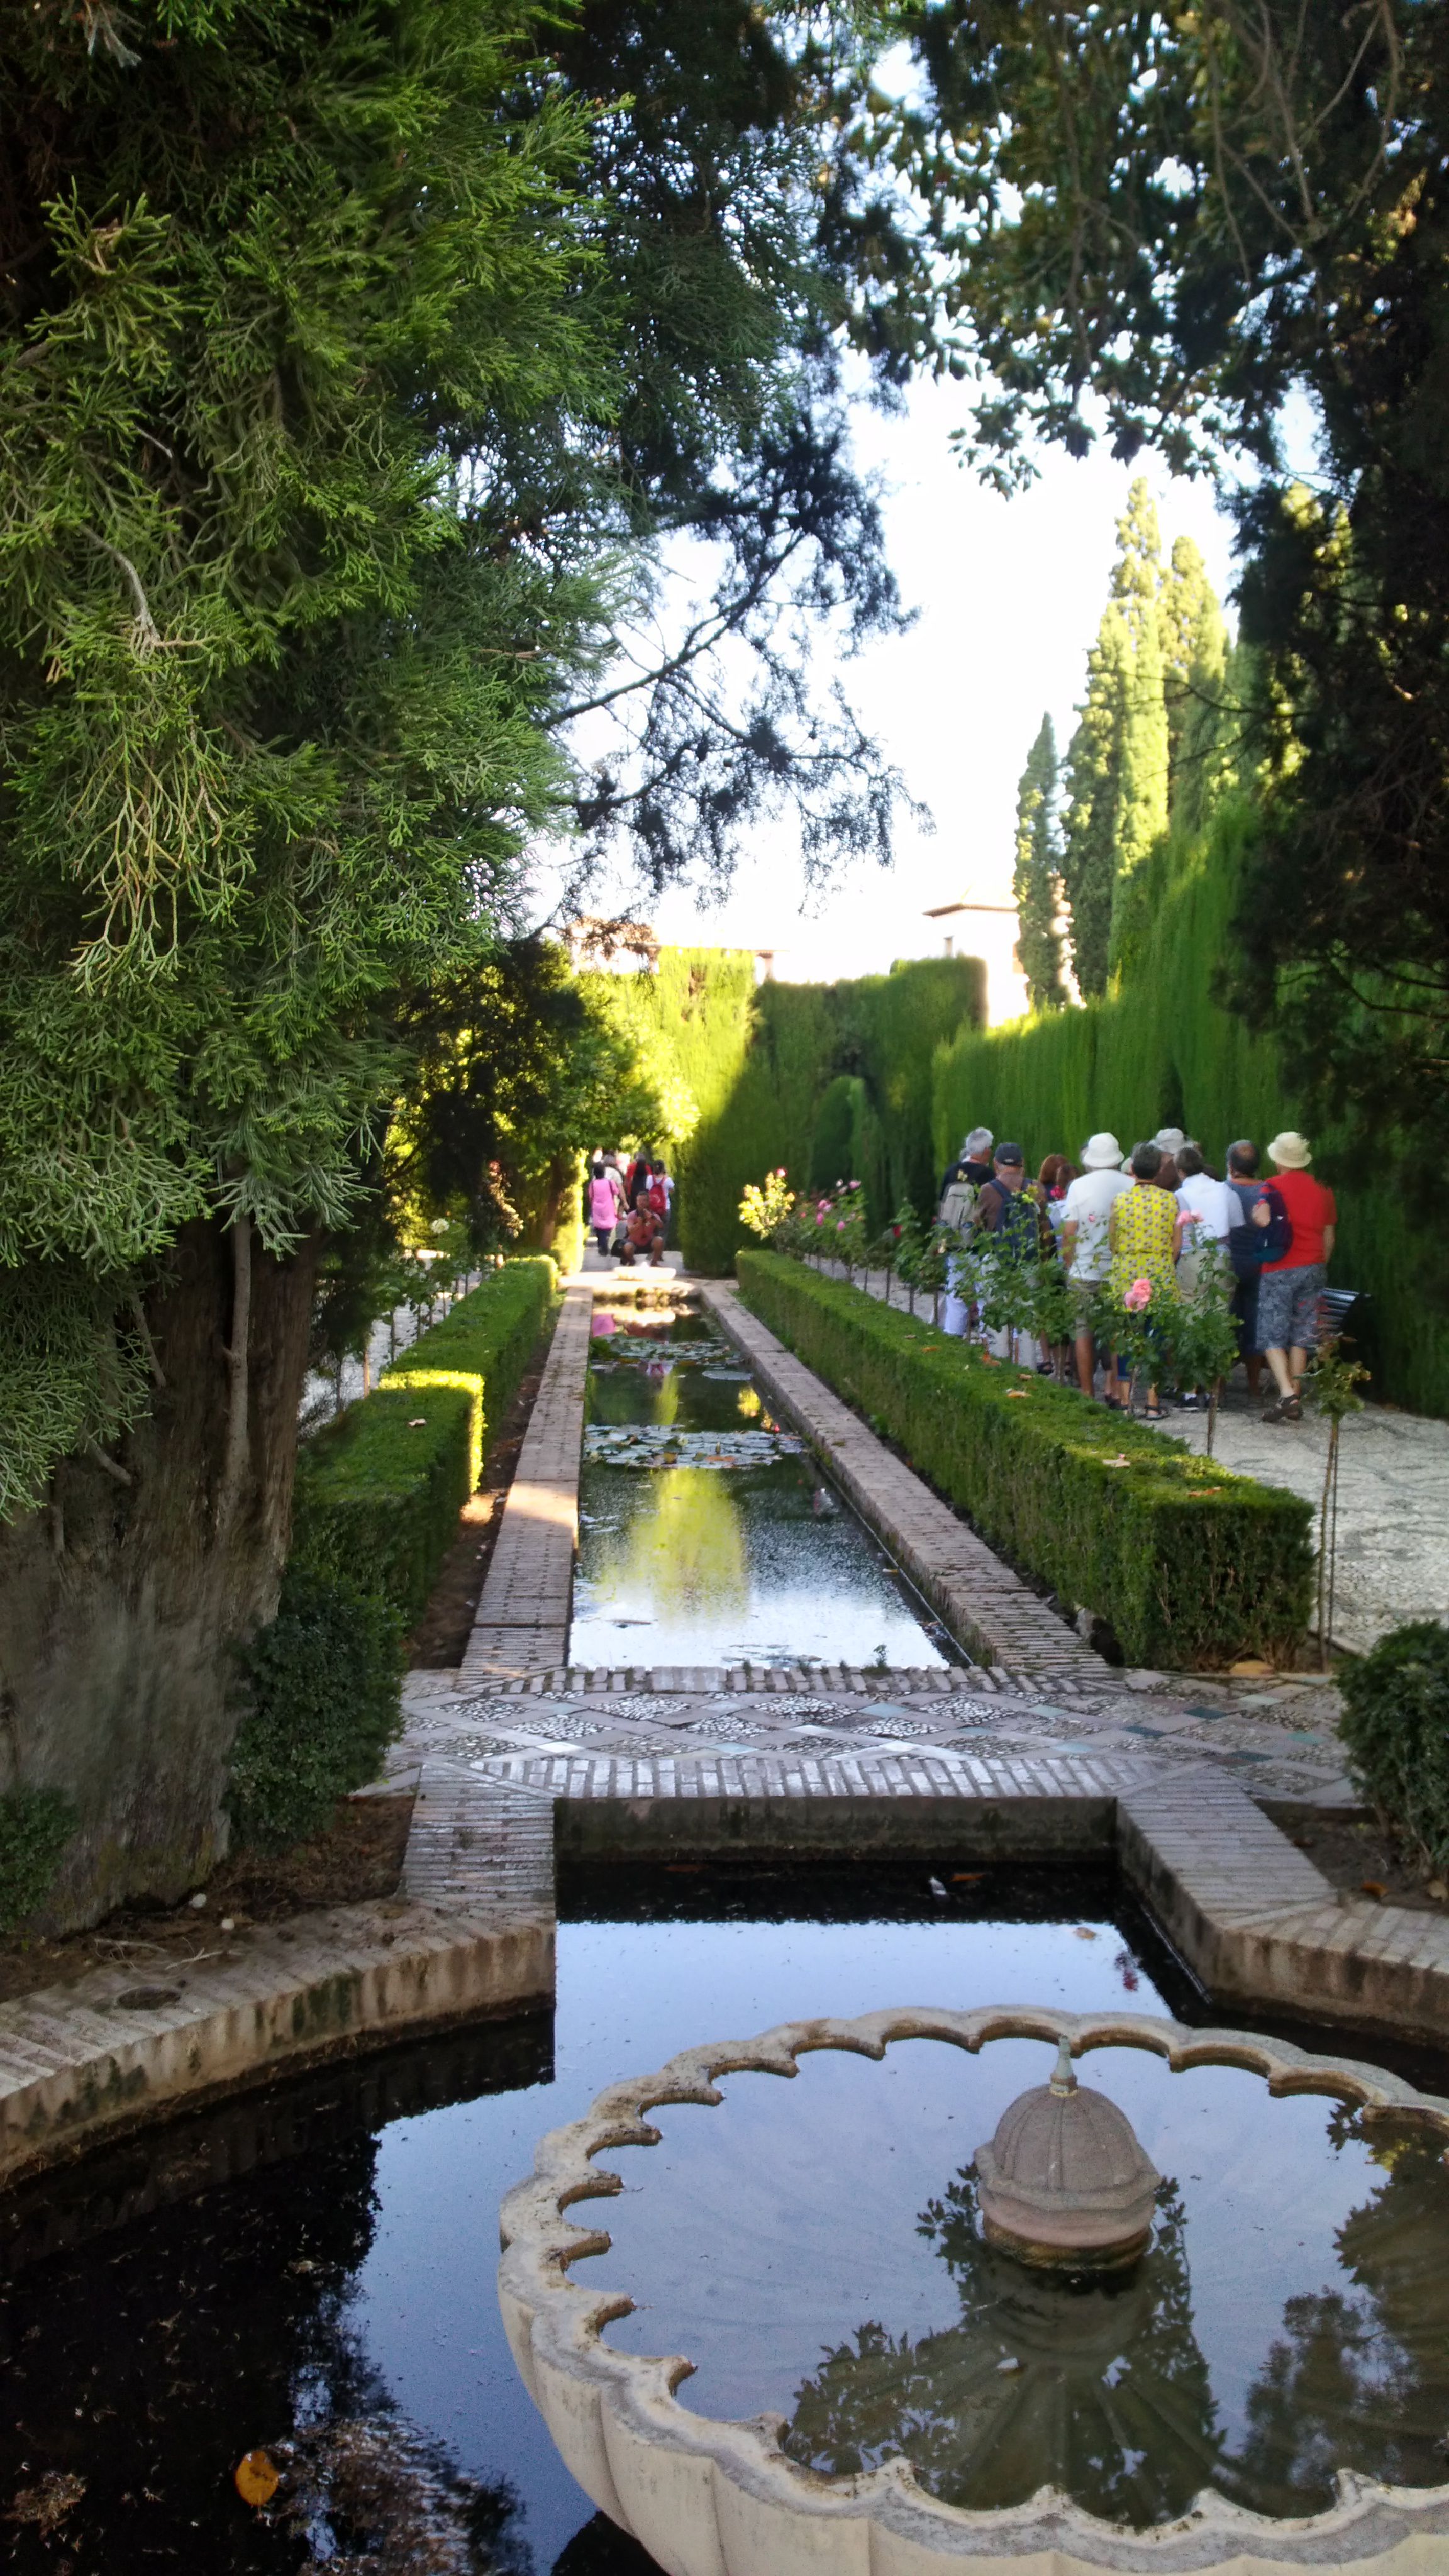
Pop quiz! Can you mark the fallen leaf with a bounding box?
[1073,1926,1098,1940]
[1360,1880,1387,1900]
[950,1871,986,1884]
[8,2472,86,2533]
[407,1416,428,1428]
[235,2450,280,2509]
[1004,1389,1030,1399]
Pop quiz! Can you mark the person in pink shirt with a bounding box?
[586,1159,621,1259]
[1253,1131,1337,1423]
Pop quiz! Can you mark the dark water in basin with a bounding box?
[597,2029,1449,2526]
[1,1872,1188,2574]
[571,1308,955,1669]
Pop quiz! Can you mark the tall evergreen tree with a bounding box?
[1061,604,1130,997]
[0,0,932,1924]
[1011,714,1065,1010]
[1062,480,1172,991]
[1158,536,1228,819]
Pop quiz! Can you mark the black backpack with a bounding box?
[1228,1182,1292,1277]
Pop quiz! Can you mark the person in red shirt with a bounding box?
[1253,1131,1337,1422]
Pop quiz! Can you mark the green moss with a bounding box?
[0,1786,76,1931]
[736,1250,1313,1670]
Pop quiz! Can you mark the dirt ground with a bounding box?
[0,1792,414,2007]
[406,1328,553,1667]
[1275,1806,1449,1914]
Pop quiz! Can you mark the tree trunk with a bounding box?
[0,1219,317,1928]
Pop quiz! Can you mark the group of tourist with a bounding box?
[586,1149,675,1267]
[937,1123,1338,1426]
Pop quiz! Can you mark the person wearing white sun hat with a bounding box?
[1059,1133,1133,1402]
[1253,1131,1337,1422]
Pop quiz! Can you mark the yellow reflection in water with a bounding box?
[592,1466,749,1623]
[735,1385,762,1420]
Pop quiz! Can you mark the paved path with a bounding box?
[826,1259,1449,1652]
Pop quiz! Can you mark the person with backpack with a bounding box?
[936,1128,994,1335]
[972,1142,1049,1361]
[1252,1131,1337,1423]
[1224,1139,1270,1399]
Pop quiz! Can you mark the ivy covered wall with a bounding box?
[609,948,987,1274]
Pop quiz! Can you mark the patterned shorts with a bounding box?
[1255,1262,1326,1353]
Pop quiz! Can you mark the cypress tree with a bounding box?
[1011,715,1066,1011]
[1063,481,1172,990]
[1061,604,1130,997]
[1158,536,1228,821]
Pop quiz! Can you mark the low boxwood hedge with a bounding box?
[736,1250,1313,1670]
[292,1255,557,1626]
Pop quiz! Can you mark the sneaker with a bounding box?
[1179,1391,1200,1411]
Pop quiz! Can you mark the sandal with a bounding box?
[1143,1404,1166,1421]
[1262,1396,1302,1423]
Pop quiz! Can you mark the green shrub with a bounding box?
[1337,1622,1449,1870]
[228,1567,404,1852]
[292,1256,555,1625]
[0,1786,76,1931]
[736,1250,1313,1670]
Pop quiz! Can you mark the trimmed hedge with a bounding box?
[1337,1621,1449,1870]
[736,1250,1313,1670]
[292,1255,557,1626]
[229,1566,405,1852]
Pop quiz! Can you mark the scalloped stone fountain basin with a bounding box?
[499,2008,1449,2574]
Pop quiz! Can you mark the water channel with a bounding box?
[8,1301,1449,2570]
[572,1304,955,1670]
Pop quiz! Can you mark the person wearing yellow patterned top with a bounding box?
[1106,1142,1183,1418]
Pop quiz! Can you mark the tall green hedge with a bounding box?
[607,948,986,1273]
[736,1250,1313,1670]
[932,801,1448,1415]
[292,1256,557,1625]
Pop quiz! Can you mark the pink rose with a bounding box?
[836,1219,846,1231]
[1124,1277,1152,1311]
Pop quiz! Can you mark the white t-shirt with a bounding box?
[1060,1168,1132,1281]
[1175,1173,1237,1243]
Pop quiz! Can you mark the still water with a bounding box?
[571,1307,953,1669]
[599,2028,1449,2526]
[1,1867,1188,2573]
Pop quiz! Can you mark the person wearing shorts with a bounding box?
[1254,1131,1336,1423]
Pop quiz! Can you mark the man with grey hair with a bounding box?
[938,1128,994,1335]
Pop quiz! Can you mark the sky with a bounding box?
[553,370,1241,986]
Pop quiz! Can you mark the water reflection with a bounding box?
[784,2116,1449,2523]
[572,1312,948,1668]
[786,2172,1223,2524]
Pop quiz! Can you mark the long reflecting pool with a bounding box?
[0,1865,1190,2573]
[572,1305,955,1669]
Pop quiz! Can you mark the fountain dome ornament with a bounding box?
[498,2006,1449,2575]
[974,2035,1160,2269]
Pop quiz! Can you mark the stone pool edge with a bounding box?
[0,1896,553,2188]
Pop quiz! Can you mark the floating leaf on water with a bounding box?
[235,2450,280,2509]
[8,2471,86,2533]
